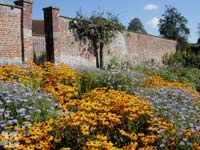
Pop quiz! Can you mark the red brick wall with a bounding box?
[0,3,177,66]
[44,6,177,68]
[0,0,33,65]
[15,0,33,62]
[56,16,96,67]
[106,32,177,63]
[44,7,95,67]
[0,4,22,64]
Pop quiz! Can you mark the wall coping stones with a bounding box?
[23,0,33,4]
[43,6,59,11]
[0,3,22,9]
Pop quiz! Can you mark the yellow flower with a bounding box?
[60,148,71,150]
[123,142,138,150]
[183,129,192,137]
[193,143,200,150]
[80,124,90,136]
[54,136,62,143]
[139,146,157,150]
[143,75,199,95]
[140,135,157,146]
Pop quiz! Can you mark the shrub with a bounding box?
[80,59,145,94]
[133,61,200,91]
[163,50,200,69]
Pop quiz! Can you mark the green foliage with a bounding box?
[197,23,200,43]
[159,5,190,50]
[163,50,200,69]
[70,11,124,44]
[198,38,200,44]
[198,23,200,39]
[69,11,125,68]
[132,60,200,91]
[127,18,147,34]
[0,62,200,149]
[33,51,46,65]
[79,58,144,94]
[0,82,59,132]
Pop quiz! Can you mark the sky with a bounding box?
[3,0,200,43]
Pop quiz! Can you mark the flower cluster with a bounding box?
[42,62,81,106]
[1,62,200,150]
[1,88,164,149]
[143,75,199,95]
[0,65,29,84]
[134,86,200,149]
[0,82,59,133]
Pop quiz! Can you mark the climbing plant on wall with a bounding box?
[69,11,125,69]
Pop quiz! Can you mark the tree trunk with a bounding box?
[92,39,100,68]
[100,42,104,69]
[95,49,100,68]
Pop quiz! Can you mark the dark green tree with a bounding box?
[127,18,147,34]
[197,23,200,43]
[158,6,190,50]
[69,11,124,69]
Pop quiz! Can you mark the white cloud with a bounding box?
[147,17,160,29]
[144,4,159,10]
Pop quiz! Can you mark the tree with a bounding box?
[158,6,190,50]
[127,18,147,34]
[197,23,200,44]
[198,38,200,44]
[69,11,124,69]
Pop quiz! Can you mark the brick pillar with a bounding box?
[15,0,33,62]
[43,7,60,63]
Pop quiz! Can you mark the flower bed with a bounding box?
[0,62,199,150]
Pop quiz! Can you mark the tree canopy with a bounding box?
[127,18,147,34]
[69,11,124,69]
[198,23,200,44]
[158,6,190,50]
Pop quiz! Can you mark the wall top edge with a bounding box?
[43,6,59,11]
[23,0,33,4]
[56,13,177,43]
[59,15,73,20]
[124,31,177,42]
[0,3,22,9]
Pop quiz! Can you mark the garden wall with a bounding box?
[0,2,177,67]
[0,3,22,64]
[0,0,33,65]
[43,7,177,68]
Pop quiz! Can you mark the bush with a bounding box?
[163,50,200,69]
[79,59,145,94]
[132,61,200,91]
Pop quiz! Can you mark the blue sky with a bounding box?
[4,0,200,43]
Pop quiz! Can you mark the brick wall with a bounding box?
[43,7,177,68]
[14,0,33,62]
[107,32,177,64]
[0,0,33,65]
[0,3,177,66]
[0,4,22,64]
